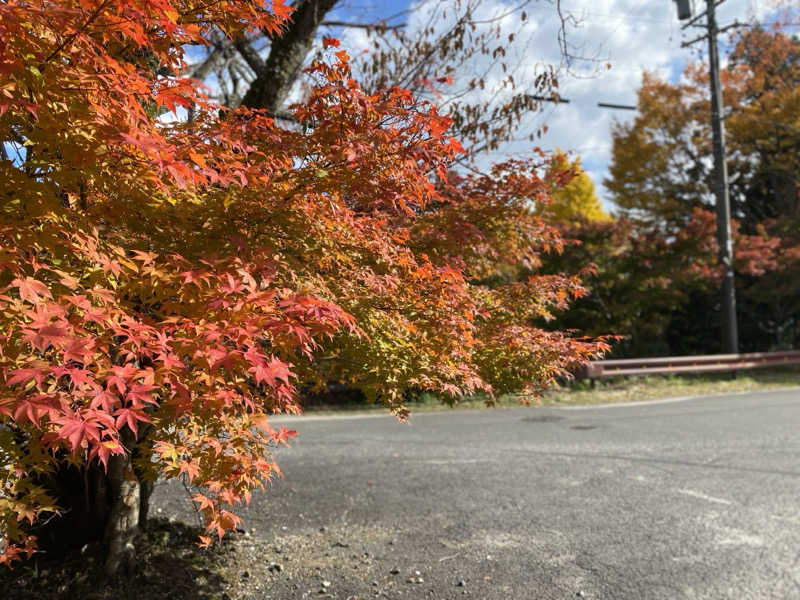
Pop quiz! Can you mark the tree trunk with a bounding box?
[138,478,155,529]
[240,0,339,112]
[103,438,141,577]
[29,428,153,576]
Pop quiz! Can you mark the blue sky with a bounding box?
[322,0,793,210]
[9,0,790,199]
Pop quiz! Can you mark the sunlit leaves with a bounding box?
[0,0,604,566]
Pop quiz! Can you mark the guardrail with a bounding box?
[576,350,800,382]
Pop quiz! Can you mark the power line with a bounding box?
[531,95,637,111]
[597,102,636,111]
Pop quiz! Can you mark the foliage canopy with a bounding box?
[0,0,604,568]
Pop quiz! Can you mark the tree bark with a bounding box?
[26,427,152,577]
[138,478,155,529]
[103,430,141,576]
[240,0,339,112]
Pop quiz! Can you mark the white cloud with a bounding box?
[483,0,777,209]
[336,0,783,209]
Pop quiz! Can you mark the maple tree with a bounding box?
[0,0,605,575]
[191,0,573,157]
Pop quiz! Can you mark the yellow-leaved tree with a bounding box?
[537,152,611,224]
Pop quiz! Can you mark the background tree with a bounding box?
[578,25,799,355]
[724,26,800,225]
[536,151,611,225]
[0,0,605,574]
[606,26,800,234]
[539,208,780,357]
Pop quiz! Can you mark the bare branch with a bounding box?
[188,46,224,80]
[233,36,265,73]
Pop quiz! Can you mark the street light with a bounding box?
[674,0,694,20]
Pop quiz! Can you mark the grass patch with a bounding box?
[539,367,800,406]
[302,367,800,415]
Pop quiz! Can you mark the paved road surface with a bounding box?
[152,389,800,599]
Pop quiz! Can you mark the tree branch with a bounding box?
[233,36,265,73]
[241,0,340,112]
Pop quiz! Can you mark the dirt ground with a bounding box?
[1,519,493,600]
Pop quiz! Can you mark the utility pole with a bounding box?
[677,0,739,354]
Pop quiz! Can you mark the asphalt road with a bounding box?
[152,389,800,599]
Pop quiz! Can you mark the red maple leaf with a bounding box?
[6,367,49,388]
[113,407,152,436]
[52,414,102,452]
[248,355,293,388]
[13,277,52,304]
